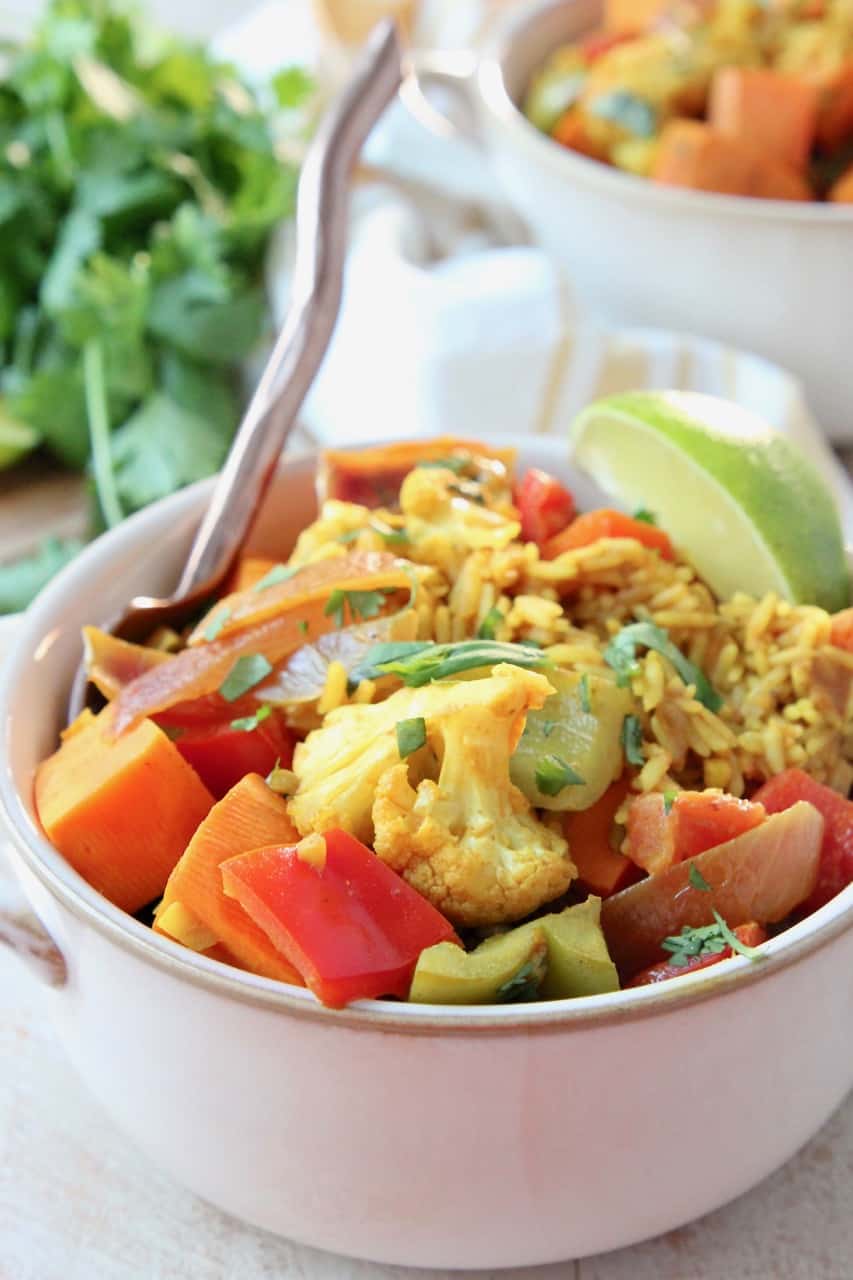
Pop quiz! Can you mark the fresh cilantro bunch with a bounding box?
[0,0,313,609]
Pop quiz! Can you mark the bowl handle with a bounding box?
[0,894,67,988]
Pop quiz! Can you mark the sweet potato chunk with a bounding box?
[653,119,813,199]
[155,773,303,984]
[709,68,819,171]
[35,705,214,913]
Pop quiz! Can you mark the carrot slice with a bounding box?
[83,627,171,700]
[226,556,280,594]
[189,550,412,645]
[543,509,674,560]
[709,68,819,172]
[155,773,303,984]
[830,606,853,648]
[319,438,516,507]
[35,704,214,914]
[114,552,411,734]
[563,777,637,897]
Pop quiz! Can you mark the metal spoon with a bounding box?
[69,21,403,719]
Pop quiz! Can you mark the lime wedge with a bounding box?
[0,407,39,469]
[569,391,849,612]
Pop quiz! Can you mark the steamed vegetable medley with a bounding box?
[35,437,853,1007]
[525,0,853,202]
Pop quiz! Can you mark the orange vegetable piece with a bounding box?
[34,704,214,914]
[709,68,819,172]
[320,437,516,507]
[604,0,669,33]
[816,59,853,152]
[563,777,638,898]
[543,509,674,560]
[114,552,411,734]
[601,802,822,976]
[189,549,411,645]
[83,627,170,700]
[829,165,853,203]
[653,120,813,200]
[552,108,609,160]
[156,773,303,984]
[226,556,280,594]
[830,606,853,647]
[625,789,767,877]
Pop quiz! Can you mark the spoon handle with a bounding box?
[173,21,403,601]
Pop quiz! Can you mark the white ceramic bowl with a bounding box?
[1,440,853,1270]
[474,0,853,440]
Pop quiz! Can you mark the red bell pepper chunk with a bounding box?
[625,790,767,877]
[628,923,767,987]
[220,830,460,1007]
[543,509,674,561]
[752,769,853,912]
[175,710,294,800]
[830,607,853,651]
[515,468,576,547]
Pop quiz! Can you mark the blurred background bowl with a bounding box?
[476,0,853,440]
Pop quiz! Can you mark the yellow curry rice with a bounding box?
[300,508,853,802]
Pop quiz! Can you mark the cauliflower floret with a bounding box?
[288,500,374,567]
[289,664,575,926]
[372,666,576,927]
[400,466,521,576]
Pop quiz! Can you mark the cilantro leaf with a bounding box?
[633,508,657,525]
[477,606,504,640]
[579,672,592,713]
[231,704,272,732]
[219,653,273,702]
[396,717,427,759]
[0,536,84,612]
[663,788,677,815]
[711,910,765,961]
[621,714,645,767]
[660,923,728,968]
[496,951,548,1003]
[534,754,585,797]
[324,587,395,629]
[688,862,712,892]
[251,564,300,593]
[110,391,231,513]
[350,640,550,688]
[604,621,722,712]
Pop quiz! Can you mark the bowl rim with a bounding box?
[3,440,853,1036]
[478,0,853,226]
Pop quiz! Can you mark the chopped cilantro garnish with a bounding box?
[579,673,592,713]
[604,621,722,712]
[633,508,657,525]
[661,923,729,968]
[252,564,300,593]
[338,520,407,547]
[416,456,467,474]
[396,717,427,759]
[324,587,395,629]
[477,606,504,640]
[337,529,361,545]
[535,754,585,797]
[496,952,547,1003]
[663,788,677,815]
[660,914,764,968]
[219,654,273,702]
[203,605,232,642]
[712,910,765,961]
[621,714,645,767]
[231,705,272,733]
[297,620,309,636]
[350,640,549,688]
[688,862,712,893]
